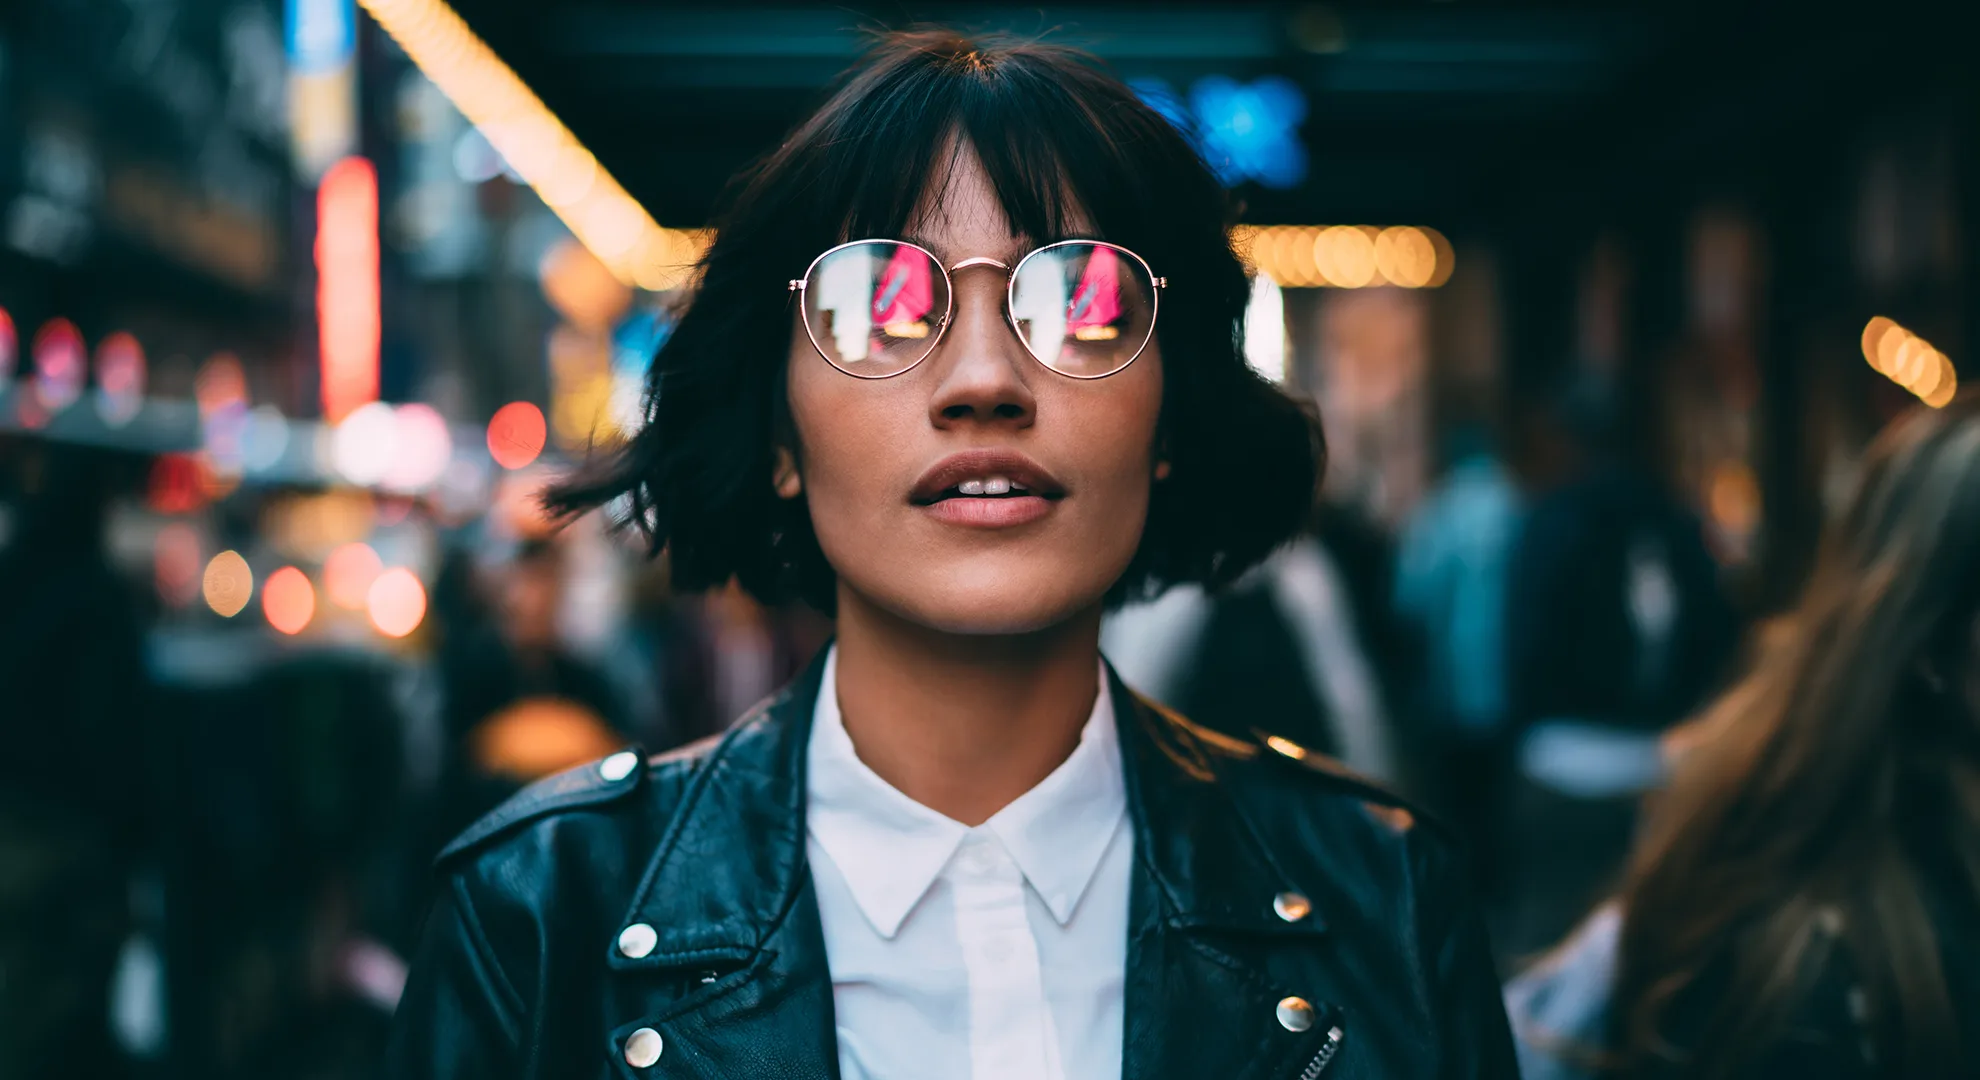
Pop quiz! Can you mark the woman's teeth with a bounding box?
[955,477,1022,497]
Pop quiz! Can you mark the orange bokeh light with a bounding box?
[367,567,428,638]
[324,542,383,609]
[202,550,253,618]
[262,566,316,635]
[487,401,547,470]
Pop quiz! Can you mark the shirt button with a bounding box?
[623,1027,664,1068]
[617,923,657,959]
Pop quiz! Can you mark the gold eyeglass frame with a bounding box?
[787,238,1167,380]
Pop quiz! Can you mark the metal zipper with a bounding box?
[1296,1025,1345,1079]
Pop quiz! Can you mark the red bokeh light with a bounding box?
[487,401,547,470]
[148,454,210,515]
[195,352,248,417]
[154,523,203,608]
[0,306,16,381]
[95,332,147,424]
[367,568,428,638]
[263,566,316,636]
[324,542,383,610]
[31,317,86,412]
[318,157,381,424]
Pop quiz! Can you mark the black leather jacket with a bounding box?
[384,654,1519,1079]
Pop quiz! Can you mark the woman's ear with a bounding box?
[773,446,803,498]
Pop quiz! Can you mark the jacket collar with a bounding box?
[608,648,1339,1080]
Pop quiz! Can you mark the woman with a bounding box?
[385,31,1516,1080]
[1507,396,1980,1078]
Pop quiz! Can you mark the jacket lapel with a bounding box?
[1115,671,1346,1080]
[603,654,840,1080]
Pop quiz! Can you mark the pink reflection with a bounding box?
[870,246,935,329]
[1066,246,1123,334]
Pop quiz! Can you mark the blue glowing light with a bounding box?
[1131,75,1308,190]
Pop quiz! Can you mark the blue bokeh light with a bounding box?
[1131,75,1308,190]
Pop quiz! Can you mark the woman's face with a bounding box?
[782,144,1165,635]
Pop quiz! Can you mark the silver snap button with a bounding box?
[600,751,639,782]
[1276,996,1315,1032]
[1273,891,1312,923]
[624,1027,664,1068]
[617,923,657,959]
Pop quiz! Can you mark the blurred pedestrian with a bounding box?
[1507,395,1980,1078]
[1393,422,1522,887]
[1103,517,1401,782]
[385,30,1515,1080]
[0,444,147,1080]
[432,538,628,843]
[1499,374,1738,954]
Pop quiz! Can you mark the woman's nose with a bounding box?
[926,277,1036,428]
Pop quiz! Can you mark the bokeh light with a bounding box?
[154,523,203,608]
[367,567,428,638]
[240,405,293,474]
[1315,226,1378,288]
[540,238,633,332]
[324,541,384,609]
[262,566,316,635]
[0,306,16,381]
[94,331,146,426]
[1860,316,1895,364]
[333,400,401,485]
[487,401,547,469]
[383,402,453,491]
[1236,225,1450,288]
[356,0,705,290]
[195,353,248,417]
[202,550,254,617]
[148,454,210,515]
[1374,227,1438,289]
[1862,316,1958,408]
[31,318,86,413]
[319,156,382,423]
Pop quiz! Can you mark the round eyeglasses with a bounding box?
[788,239,1166,380]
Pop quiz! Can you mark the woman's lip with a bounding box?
[917,494,1057,528]
[909,449,1067,504]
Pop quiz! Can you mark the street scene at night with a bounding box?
[2,1,1978,1077]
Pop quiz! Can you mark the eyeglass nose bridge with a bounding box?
[947,255,1011,274]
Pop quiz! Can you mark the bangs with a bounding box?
[550,30,1320,613]
[753,36,1217,268]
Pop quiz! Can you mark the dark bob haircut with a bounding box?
[551,30,1324,612]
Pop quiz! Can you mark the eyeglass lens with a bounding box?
[799,240,1155,379]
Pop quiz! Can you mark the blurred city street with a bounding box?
[2,0,1977,1077]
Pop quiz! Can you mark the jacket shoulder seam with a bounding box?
[435,751,662,867]
[1247,728,1456,842]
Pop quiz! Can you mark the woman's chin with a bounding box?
[846,570,1111,639]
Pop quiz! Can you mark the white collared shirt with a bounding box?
[805,647,1131,1080]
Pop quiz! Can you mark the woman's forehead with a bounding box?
[896,139,1097,261]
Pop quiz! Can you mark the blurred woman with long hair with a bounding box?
[1509,395,1980,1078]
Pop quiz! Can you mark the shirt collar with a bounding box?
[804,645,1126,938]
